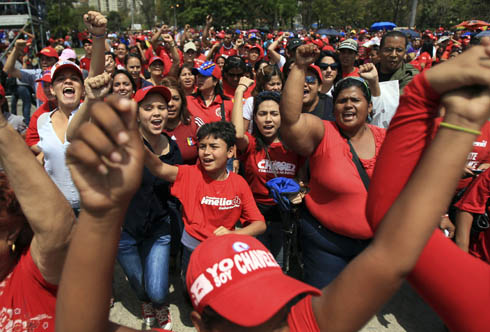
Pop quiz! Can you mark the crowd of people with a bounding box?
[0,10,489,332]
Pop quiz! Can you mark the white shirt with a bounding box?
[37,109,80,208]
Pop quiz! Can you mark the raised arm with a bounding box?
[202,15,213,49]
[0,112,75,285]
[162,33,180,78]
[66,72,112,142]
[359,63,380,97]
[312,41,490,332]
[231,76,254,152]
[3,39,26,79]
[150,24,166,50]
[143,145,179,183]
[279,44,325,157]
[57,96,145,332]
[267,33,286,65]
[84,11,107,78]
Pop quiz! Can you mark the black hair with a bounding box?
[254,59,269,73]
[161,76,191,125]
[196,121,236,148]
[105,51,116,61]
[111,69,137,94]
[253,64,283,96]
[332,77,371,104]
[223,55,246,73]
[252,91,282,152]
[282,58,296,81]
[380,31,408,48]
[420,42,434,55]
[126,52,142,64]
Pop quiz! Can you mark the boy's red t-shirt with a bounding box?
[239,133,305,205]
[0,249,57,332]
[170,164,264,241]
[288,295,321,332]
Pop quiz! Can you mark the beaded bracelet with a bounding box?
[92,33,106,39]
[439,122,481,135]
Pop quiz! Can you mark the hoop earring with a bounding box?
[11,243,15,253]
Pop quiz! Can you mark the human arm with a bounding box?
[454,210,473,252]
[143,145,179,183]
[231,76,254,152]
[3,39,26,79]
[363,40,490,332]
[359,62,380,97]
[267,33,287,65]
[84,11,107,78]
[311,46,490,332]
[202,15,213,49]
[66,72,112,142]
[150,24,167,50]
[214,221,266,237]
[279,44,325,157]
[56,96,148,332]
[205,42,220,61]
[162,33,180,78]
[0,112,75,285]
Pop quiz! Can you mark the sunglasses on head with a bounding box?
[318,63,339,70]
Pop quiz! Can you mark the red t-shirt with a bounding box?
[222,80,254,100]
[411,52,432,72]
[342,67,360,78]
[287,295,320,332]
[186,94,234,126]
[79,56,91,71]
[194,54,207,68]
[155,45,183,76]
[25,101,55,147]
[170,164,264,242]
[0,249,57,332]
[216,44,237,58]
[163,118,199,165]
[454,169,490,262]
[306,121,385,239]
[366,72,490,332]
[239,133,304,205]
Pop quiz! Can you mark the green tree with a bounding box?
[107,11,123,32]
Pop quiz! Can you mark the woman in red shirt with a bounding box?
[280,44,385,289]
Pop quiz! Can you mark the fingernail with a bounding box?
[111,151,122,162]
[98,164,109,175]
[118,131,129,144]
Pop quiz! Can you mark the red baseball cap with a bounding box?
[37,46,59,59]
[308,64,323,83]
[186,234,320,327]
[149,56,164,66]
[50,60,83,81]
[0,83,5,97]
[133,85,171,103]
[192,61,222,80]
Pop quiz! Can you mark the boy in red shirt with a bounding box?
[145,120,266,279]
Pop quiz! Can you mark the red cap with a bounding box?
[217,32,225,39]
[0,83,5,97]
[186,234,320,326]
[149,56,164,66]
[133,85,171,103]
[37,46,59,59]
[308,65,323,83]
[50,60,83,81]
[312,39,324,49]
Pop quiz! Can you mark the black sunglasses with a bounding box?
[318,63,339,70]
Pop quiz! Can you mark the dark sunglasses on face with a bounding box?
[305,75,317,84]
[318,63,339,70]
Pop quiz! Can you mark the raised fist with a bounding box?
[83,11,107,36]
[84,72,112,101]
[295,44,320,68]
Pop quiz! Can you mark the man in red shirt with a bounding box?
[79,38,92,71]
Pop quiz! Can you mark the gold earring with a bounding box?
[11,243,15,252]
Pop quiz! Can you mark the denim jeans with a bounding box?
[180,245,194,292]
[11,85,32,126]
[117,229,171,307]
[299,207,370,289]
[256,203,285,268]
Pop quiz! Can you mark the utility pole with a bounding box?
[409,0,418,28]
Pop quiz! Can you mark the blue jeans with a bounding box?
[11,85,32,126]
[117,230,171,307]
[299,207,370,289]
[256,203,284,268]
